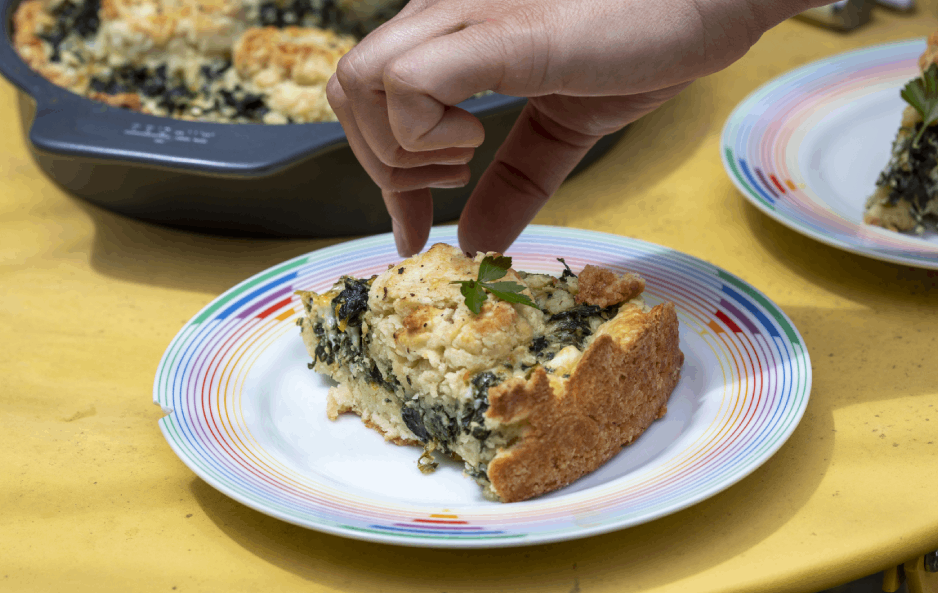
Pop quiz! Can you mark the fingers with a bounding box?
[334,6,486,165]
[327,0,705,257]
[330,74,467,256]
[382,15,551,104]
[457,100,603,256]
[379,1,696,106]
[328,4,496,255]
[384,189,434,257]
[328,75,472,189]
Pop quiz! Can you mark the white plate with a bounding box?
[154,226,811,547]
[722,38,938,268]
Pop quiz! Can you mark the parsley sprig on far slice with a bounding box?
[902,63,938,147]
[451,255,538,315]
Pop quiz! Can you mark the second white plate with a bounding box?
[722,38,938,269]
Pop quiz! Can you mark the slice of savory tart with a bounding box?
[297,243,683,502]
[864,34,938,234]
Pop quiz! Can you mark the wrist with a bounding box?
[689,0,833,74]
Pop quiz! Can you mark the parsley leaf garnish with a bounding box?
[478,255,514,282]
[457,280,488,314]
[901,63,938,147]
[452,256,538,314]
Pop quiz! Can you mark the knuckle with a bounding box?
[384,56,422,96]
[384,62,428,148]
[396,130,421,152]
[335,52,368,94]
[491,160,550,202]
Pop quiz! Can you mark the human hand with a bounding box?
[327,0,822,256]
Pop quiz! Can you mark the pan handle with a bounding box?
[25,92,349,178]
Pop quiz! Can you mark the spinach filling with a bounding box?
[557,257,576,280]
[38,0,100,62]
[877,123,938,225]
[333,277,370,324]
[258,0,324,28]
[522,259,624,366]
[530,303,621,364]
[89,63,198,112]
[310,266,629,483]
[316,276,503,462]
[401,371,499,455]
[313,277,399,393]
[400,371,500,481]
[216,87,270,120]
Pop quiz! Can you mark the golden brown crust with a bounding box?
[99,0,247,51]
[575,265,645,308]
[12,0,48,71]
[11,0,366,124]
[12,0,90,91]
[486,302,683,503]
[234,26,356,85]
[89,91,143,110]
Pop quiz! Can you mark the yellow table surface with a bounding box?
[2,6,938,593]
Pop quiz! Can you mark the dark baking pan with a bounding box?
[0,0,623,237]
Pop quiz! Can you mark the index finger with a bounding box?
[456,101,601,255]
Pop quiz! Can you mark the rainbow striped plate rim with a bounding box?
[722,38,938,269]
[154,226,810,548]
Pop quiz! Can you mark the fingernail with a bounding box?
[439,154,473,165]
[429,179,468,189]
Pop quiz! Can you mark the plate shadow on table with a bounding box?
[739,200,937,305]
[188,403,835,593]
